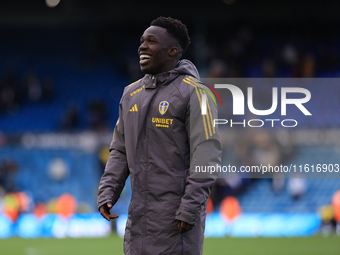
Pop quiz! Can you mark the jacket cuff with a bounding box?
[97,199,113,211]
[175,208,199,225]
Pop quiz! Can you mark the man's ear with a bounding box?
[168,47,179,57]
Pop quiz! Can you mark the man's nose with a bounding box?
[138,41,148,52]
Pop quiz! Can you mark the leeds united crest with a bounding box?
[159,101,169,115]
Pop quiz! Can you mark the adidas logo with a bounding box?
[129,104,138,112]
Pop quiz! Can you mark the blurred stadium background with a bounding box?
[0,0,340,254]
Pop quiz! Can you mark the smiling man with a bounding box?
[97,17,222,255]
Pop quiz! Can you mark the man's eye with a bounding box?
[140,39,155,44]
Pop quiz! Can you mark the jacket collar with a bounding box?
[142,72,171,89]
[142,59,199,89]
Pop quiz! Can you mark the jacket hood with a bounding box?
[172,59,200,79]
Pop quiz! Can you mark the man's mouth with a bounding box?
[139,54,151,65]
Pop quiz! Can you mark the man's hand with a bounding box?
[99,202,119,221]
[177,220,193,234]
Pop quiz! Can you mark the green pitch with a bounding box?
[0,235,339,255]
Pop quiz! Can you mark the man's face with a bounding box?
[138,26,175,75]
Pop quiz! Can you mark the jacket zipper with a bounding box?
[143,74,156,255]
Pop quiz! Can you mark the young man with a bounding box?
[97,17,222,255]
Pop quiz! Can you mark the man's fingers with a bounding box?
[178,221,193,234]
[108,214,119,219]
[100,210,110,221]
[179,221,186,234]
[99,203,118,221]
[102,213,119,221]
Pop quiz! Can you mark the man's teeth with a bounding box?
[140,54,151,60]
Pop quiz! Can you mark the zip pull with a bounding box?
[152,76,156,87]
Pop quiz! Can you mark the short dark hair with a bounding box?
[151,17,191,53]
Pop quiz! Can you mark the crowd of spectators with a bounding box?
[0,159,18,194]
[200,23,340,79]
[59,99,109,132]
[0,66,110,132]
[0,66,54,115]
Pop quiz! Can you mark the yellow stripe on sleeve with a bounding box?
[196,84,212,137]
[188,77,216,134]
[183,78,209,139]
